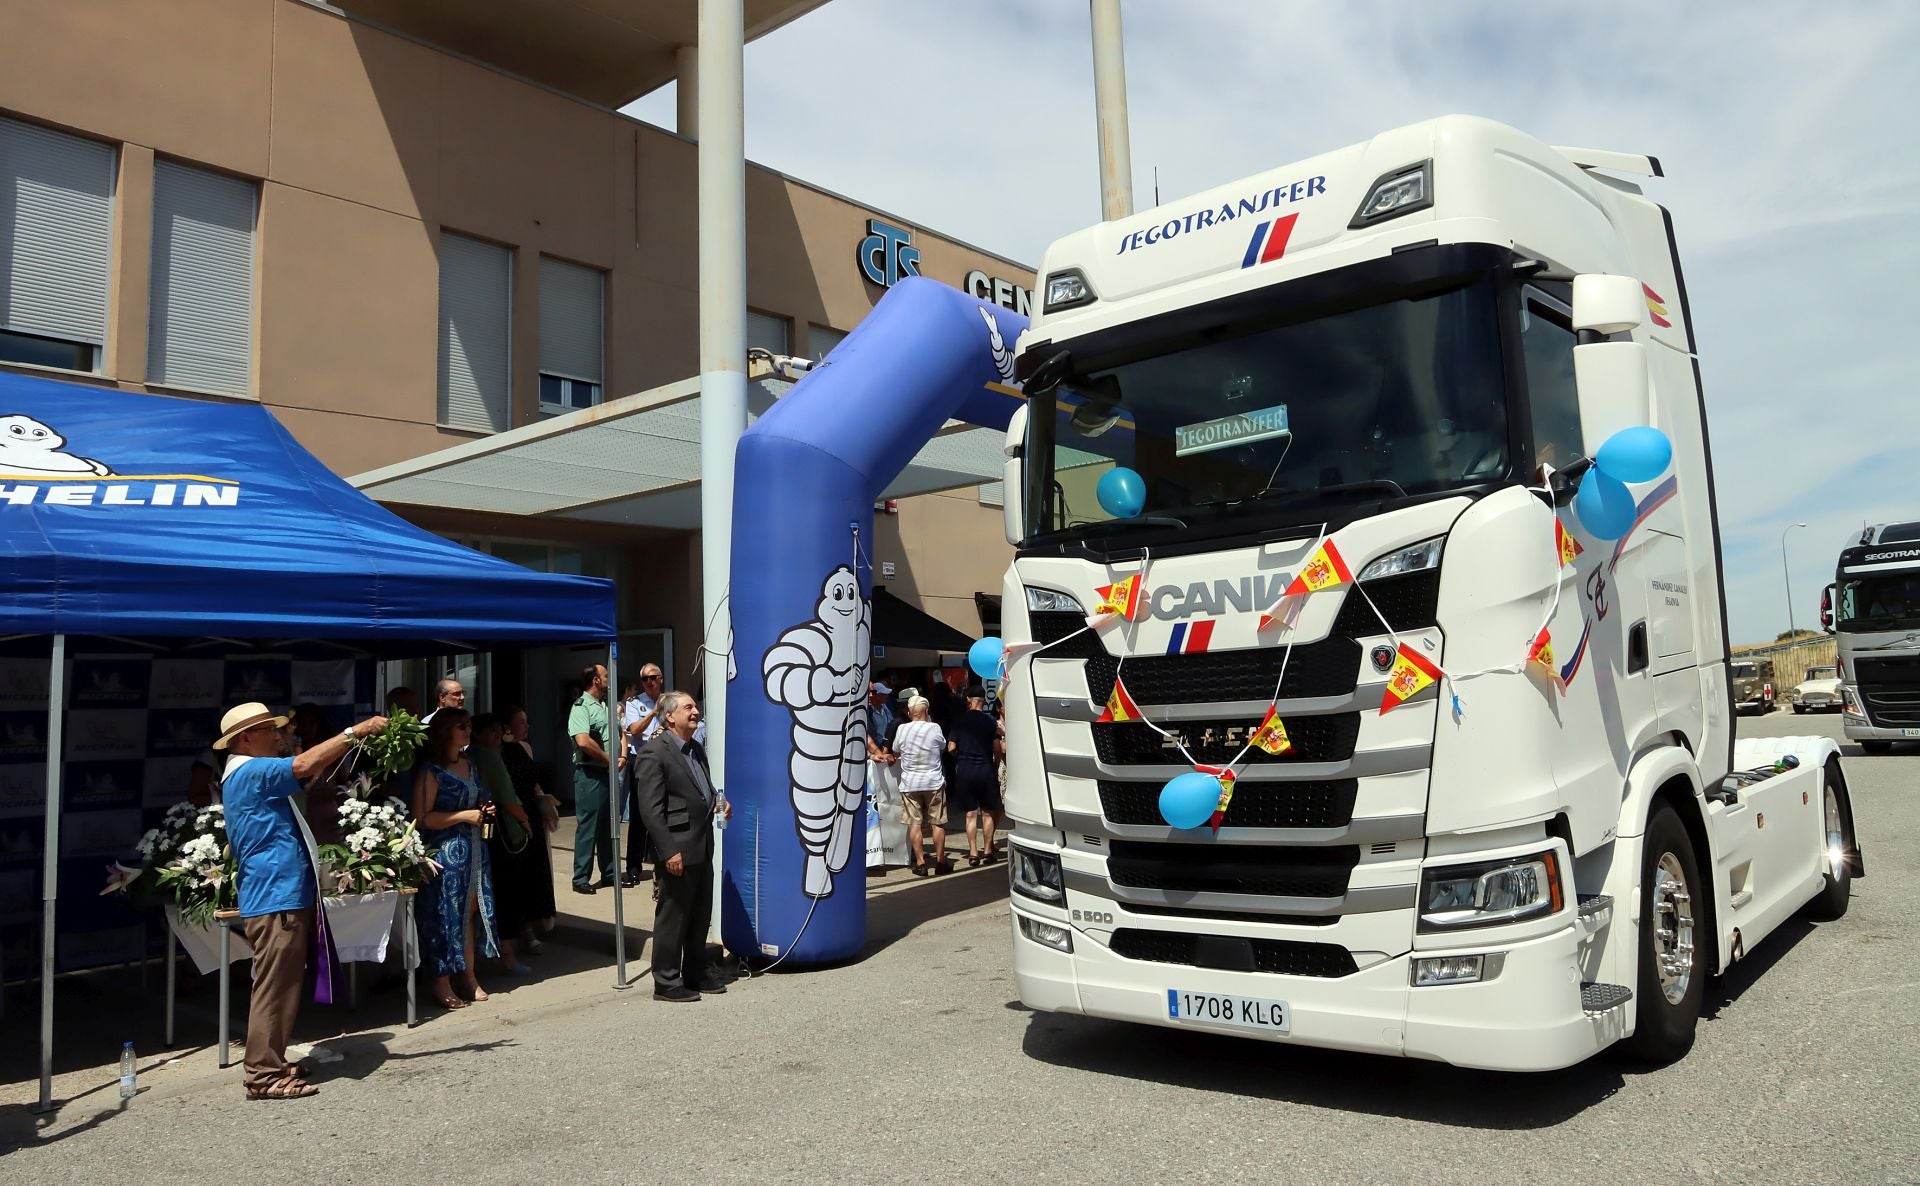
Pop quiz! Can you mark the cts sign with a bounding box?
[857,218,1032,315]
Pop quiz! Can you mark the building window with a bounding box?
[148,159,256,396]
[438,231,512,432]
[747,309,789,359]
[977,480,1005,507]
[538,255,603,414]
[809,324,846,362]
[0,115,114,373]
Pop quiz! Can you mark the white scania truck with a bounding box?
[998,116,1863,1069]
[1828,522,1920,752]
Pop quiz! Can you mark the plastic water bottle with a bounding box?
[714,790,727,831]
[119,1041,136,1100]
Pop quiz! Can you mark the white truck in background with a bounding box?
[997,116,1863,1070]
[1827,522,1920,752]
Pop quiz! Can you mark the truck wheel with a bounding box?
[1861,741,1892,755]
[1628,803,1704,1064]
[1804,759,1855,921]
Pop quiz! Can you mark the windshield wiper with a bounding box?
[1255,479,1408,502]
[1064,514,1190,538]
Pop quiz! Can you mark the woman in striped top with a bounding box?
[893,696,950,876]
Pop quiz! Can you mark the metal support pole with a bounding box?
[217,921,231,1068]
[1782,522,1807,641]
[404,894,416,1027]
[699,0,747,945]
[165,927,176,1048]
[35,633,65,1113]
[608,646,627,988]
[1089,0,1134,221]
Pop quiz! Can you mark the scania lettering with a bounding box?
[998,117,1863,1070]
[1828,522,1920,753]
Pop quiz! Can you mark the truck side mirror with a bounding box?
[1820,584,1834,632]
[1002,404,1028,548]
[1571,274,1653,447]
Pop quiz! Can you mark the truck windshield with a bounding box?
[1837,572,1920,631]
[1023,274,1508,540]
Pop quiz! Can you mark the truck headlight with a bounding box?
[1010,844,1065,905]
[1025,586,1086,614]
[1418,849,1563,932]
[1349,160,1433,228]
[1018,915,1074,953]
[1356,536,1443,582]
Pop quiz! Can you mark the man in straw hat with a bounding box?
[214,700,387,1100]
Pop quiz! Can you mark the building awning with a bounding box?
[872,587,977,652]
[350,372,1011,530]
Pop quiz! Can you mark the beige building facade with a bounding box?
[0,0,1030,725]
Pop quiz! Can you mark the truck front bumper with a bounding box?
[1011,906,1624,1072]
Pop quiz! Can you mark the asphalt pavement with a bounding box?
[4,709,1915,1184]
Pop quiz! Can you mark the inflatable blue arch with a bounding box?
[723,276,1027,965]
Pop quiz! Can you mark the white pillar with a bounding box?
[698,0,746,938]
[1089,0,1134,221]
[676,44,699,140]
[36,633,65,1113]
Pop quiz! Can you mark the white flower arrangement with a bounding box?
[318,775,436,895]
[112,801,236,926]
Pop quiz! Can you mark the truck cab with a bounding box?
[998,116,1859,1071]
[1832,521,1920,752]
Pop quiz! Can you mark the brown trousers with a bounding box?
[240,907,312,1086]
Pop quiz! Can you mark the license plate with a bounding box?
[1166,989,1291,1034]
[1900,729,1920,739]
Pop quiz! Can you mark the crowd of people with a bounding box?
[211,662,987,1098]
[864,676,1007,875]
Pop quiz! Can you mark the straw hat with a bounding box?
[213,701,288,751]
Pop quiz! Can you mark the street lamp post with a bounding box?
[1782,522,1808,640]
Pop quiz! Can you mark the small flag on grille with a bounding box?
[1095,675,1144,723]
[1248,705,1293,755]
[1089,573,1144,625]
[1260,539,1353,630]
[1379,643,1444,714]
[1199,765,1238,835]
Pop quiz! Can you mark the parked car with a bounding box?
[1731,658,1777,714]
[1791,664,1842,714]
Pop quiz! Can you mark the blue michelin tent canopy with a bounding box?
[1,369,616,1110]
[0,370,615,642]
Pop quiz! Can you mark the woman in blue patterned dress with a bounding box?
[412,709,498,1010]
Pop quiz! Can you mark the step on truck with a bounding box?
[1828,522,1920,752]
[997,116,1863,1070]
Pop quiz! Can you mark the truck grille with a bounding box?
[1331,570,1440,636]
[1093,713,1359,766]
[1031,610,1103,650]
[1855,656,1920,726]
[1108,928,1358,977]
[1099,778,1358,829]
[1107,840,1356,899]
[1084,639,1359,709]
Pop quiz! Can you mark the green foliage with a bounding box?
[353,707,428,782]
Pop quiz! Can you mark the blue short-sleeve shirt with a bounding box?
[222,755,315,918]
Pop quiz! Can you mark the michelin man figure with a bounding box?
[0,415,111,476]
[762,565,871,898]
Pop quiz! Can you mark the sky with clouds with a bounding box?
[627,0,1918,646]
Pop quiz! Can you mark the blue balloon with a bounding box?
[1159,771,1223,830]
[1573,469,1637,540]
[967,636,1005,680]
[1594,426,1672,484]
[1096,467,1147,518]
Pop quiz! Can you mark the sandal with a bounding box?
[247,1075,319,1101]
[434,990,469,1010]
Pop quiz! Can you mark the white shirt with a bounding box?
[622,693,661,746]
[893,721,946,793]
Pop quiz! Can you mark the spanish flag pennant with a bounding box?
[1199,765,1238,834]
[1248,705,1293,755]
[1088,572,1144,625]
[996,641,1047,689]
[1285,539,1354,598]
[1095,675,1144,723]
[1260,539,1353,630]
[1554,518,1584,568]
[1379,643,1445,714]
[1526,625,1554,669]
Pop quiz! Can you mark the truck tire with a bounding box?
[1804,759,1855,921]
[1627,803,1704,1064]
[1861,741,1892,755]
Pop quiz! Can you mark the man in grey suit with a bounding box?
[633,690,732,1002]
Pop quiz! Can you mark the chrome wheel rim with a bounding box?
[1825,786,1846,883]
[1651,853,1695,1005]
